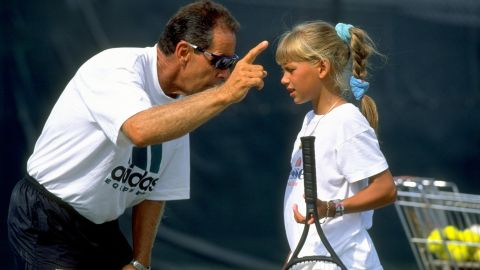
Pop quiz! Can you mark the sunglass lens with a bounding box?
[214,55,239,70]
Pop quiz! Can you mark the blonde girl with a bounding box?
[276,21,397,270]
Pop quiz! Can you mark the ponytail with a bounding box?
[336,23,381,132]
[350,27,379,132]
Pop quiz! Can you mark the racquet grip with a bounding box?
[301,136,317,204]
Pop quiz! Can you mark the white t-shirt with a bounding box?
[284,103,388,270]
[27,45,190,224]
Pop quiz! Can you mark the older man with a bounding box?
[7,1,268,269]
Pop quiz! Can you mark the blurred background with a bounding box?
[1,0,479,269]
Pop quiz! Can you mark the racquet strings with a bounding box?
[288,259,343,270]
[289,259,342,270]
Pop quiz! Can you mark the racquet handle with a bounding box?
[301,136,317,206]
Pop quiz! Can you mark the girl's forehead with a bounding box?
[282,60,300,66]
[282,61,310,67]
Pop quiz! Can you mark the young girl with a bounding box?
[276,21,397,269]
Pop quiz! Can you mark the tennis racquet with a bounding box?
[284,136,347,270]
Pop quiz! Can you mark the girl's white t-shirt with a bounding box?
[27,45,190,224]
[284,103,388,270]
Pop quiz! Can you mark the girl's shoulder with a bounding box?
[332,103,366,123]
[329,103,372,137]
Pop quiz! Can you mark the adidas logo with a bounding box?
[104,144,162,194]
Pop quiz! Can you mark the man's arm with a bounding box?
[122,41,268,147]
[124,200,165,269]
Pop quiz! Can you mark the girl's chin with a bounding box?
[292,97,308,105]
[292,99,303,105]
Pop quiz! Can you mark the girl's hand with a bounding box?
[292,203,315,224]
[292,199,332,224]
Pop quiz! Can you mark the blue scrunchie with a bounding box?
[350,76,369,100]
[335,23,353,42]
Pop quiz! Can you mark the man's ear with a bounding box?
[317,59,331,79]
[175,41,191,67]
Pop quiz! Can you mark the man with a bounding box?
[7,1,268,269]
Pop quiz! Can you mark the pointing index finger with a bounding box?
[242,41,269,64]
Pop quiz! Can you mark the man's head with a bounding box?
[158,0,240,56]
[157,1,241,96]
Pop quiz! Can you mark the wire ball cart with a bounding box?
[394,176,480,270]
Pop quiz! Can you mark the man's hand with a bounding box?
[220,40,269,104]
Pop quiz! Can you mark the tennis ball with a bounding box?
[462,229,480,258]
[462,229,480,243]
[427,229,443,254]
[473,248,480,261]
[447,243,470,262]
[443,225,460,240]
[435,249,449,260]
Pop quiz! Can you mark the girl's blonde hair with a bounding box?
[275,21,381,131]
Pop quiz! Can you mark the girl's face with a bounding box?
[280,61,321,104]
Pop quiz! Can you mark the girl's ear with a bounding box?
[317,59,331,79]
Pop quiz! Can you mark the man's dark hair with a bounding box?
[158,0,240,55]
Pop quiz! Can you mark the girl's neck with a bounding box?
[312,88,345,115]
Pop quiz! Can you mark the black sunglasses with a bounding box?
[187,42,239,70]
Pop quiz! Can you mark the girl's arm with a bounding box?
[293,170,397,223]
[341,169,397,214]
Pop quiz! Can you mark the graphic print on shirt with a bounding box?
[104,144,162,195]
[288,149,304,187]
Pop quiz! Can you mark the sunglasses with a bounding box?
[187,42,239,70]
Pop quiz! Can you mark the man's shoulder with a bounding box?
[90,46,153,63]
[78,46,155,74]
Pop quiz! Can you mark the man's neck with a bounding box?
[156,47,180,98]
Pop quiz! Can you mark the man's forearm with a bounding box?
[131,200,165,267]
[122,87,230,147]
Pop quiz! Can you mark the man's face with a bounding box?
[181,26,237,95]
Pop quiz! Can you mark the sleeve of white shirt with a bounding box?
[75,65,151,145]
[336,129,389,183]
